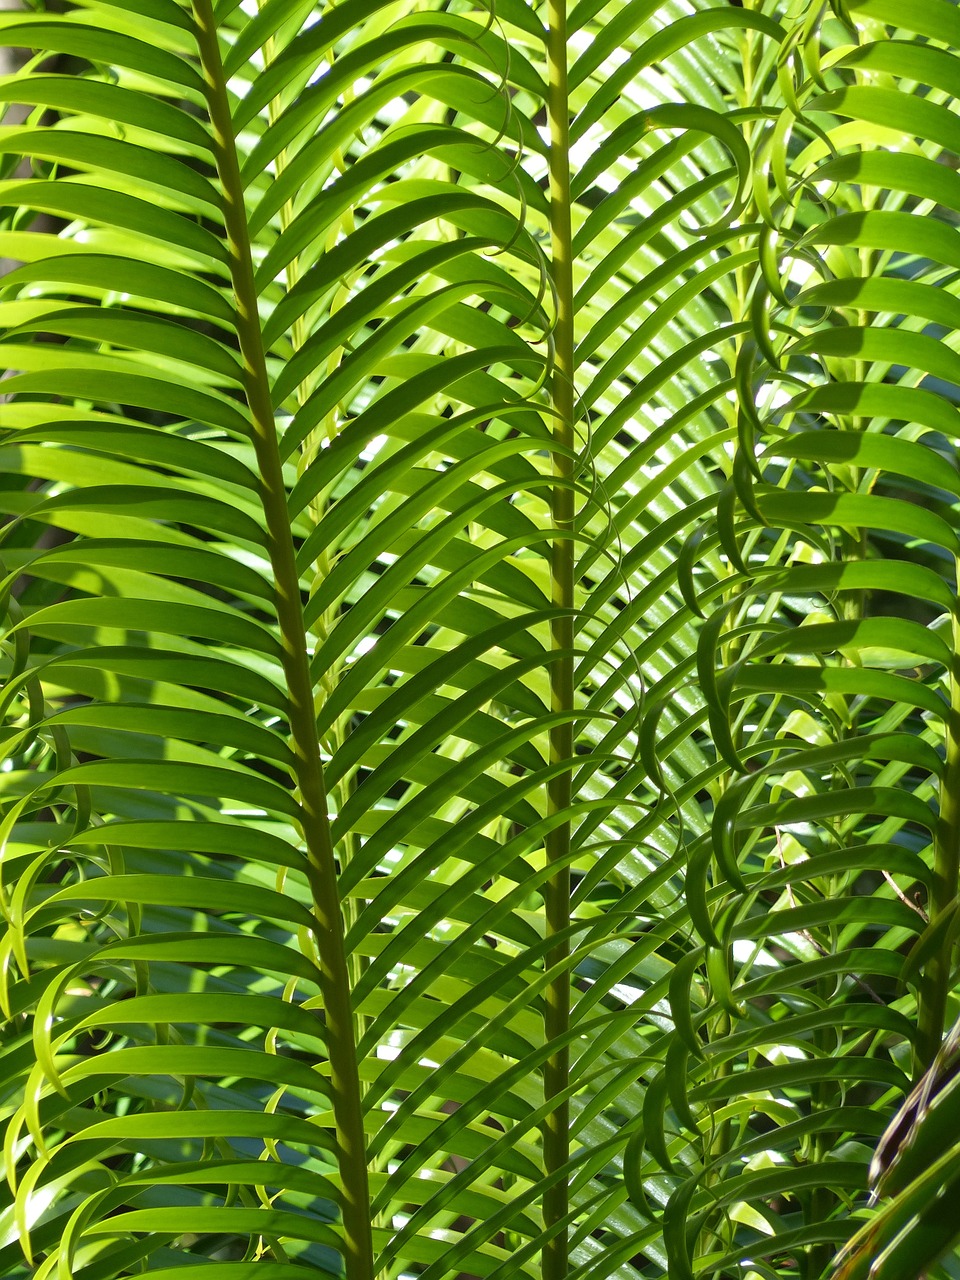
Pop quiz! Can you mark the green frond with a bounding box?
[2,1,960,1279]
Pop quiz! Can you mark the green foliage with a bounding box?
[0,1,959,1279]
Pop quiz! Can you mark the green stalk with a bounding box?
[256,10,368,1043]
[190,7,373,1279]
[544,0,575,1275]
[917,600,960,1075]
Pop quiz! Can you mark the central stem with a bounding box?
[544,0,575,1274]
[190,7,373,1279]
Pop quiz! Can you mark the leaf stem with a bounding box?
[544,0,574,1275]
[190,7,373,1278]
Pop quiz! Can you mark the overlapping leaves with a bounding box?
[1,1,958,1280]
[630,1,960,1277]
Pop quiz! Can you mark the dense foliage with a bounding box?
[1,1,960,1279]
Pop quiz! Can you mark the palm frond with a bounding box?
[2,2,960,1280]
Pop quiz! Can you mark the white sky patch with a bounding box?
[786,257,817,287]
[560,117,622,192]
[604,44,631,69]
[360,433,388,462]
[376,97,409,126]
[350,635,377,659]
[593,170,621,195]
[307,61,334,88]
[756,384,794,413]
[569,123,607,175]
